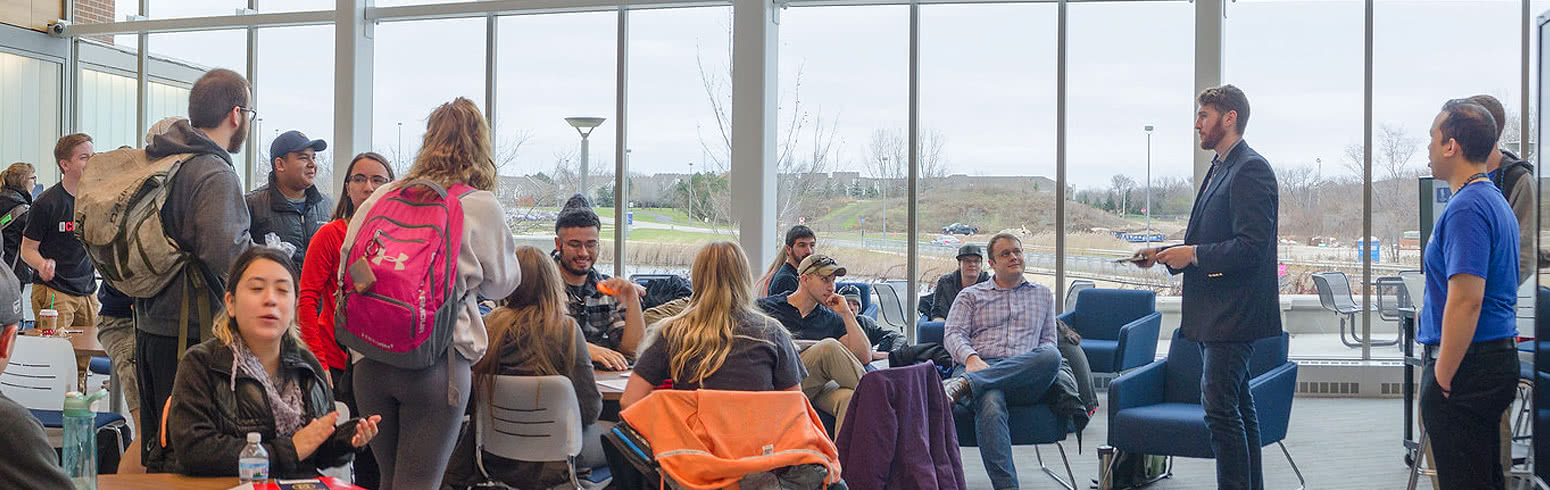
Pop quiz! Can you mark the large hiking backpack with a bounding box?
[74,148,198,298]
[335,180,472,370]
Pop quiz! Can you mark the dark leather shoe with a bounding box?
[943,377,972,403]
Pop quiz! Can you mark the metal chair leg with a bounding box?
[1034,443,1078,490]
[1277,441,1305,490]
[1409,428,1432,490]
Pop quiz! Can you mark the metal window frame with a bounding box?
[29,0,1546,365]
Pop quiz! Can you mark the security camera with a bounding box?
[46,19,69,36]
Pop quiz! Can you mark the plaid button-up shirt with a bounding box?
[943,277,1057,365]
[566,268,627,350]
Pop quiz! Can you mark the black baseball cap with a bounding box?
[956,244,985,261]
[269,130,327,161]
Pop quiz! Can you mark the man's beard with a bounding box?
[560,255,592,277]
[227,117,249,153]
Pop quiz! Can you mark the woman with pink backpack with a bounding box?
[335,97,520,489]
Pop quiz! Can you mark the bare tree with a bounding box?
[865,128,949,193]
[491,128,534,176]
[1110,174,1136,215]
[1341,124,1422,182]
[1500,104,1538,160]
[695,23,842,229]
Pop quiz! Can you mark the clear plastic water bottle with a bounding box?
[62,389,108,490]
[238,432,270,484]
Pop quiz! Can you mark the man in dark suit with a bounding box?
[1138,84,1280,490]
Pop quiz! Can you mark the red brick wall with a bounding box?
[71,0,115,44]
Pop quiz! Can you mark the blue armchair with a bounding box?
[918,321,1081,489]
[837,281,880,320]
[1107,330,1303,488]
[1057,289,1161,374]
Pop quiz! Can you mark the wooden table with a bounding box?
[97,473,234,489]
[595,369,629,401]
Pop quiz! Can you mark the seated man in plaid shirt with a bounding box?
[941,233,1063,490]
[553,197,645,371]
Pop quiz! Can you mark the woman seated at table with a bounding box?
[167,246,379,478]
[443,245,605,489]
[622,241,805,407]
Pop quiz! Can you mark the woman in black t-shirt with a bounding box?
[623,241,806,407]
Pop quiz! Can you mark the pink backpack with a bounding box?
[335,180,473,370]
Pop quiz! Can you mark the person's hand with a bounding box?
[965,355,990,373]
[1434,364,1453,399]
[37,259,55,282]
[824,293,854,316]
[1155,246,1196,269]
[350,415,382,448]
[601,278,643,303]
[291,412,339,460]
[589,343,630,371]
[871,351,891,361]
[1133,248,1158,269]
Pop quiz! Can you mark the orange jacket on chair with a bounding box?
[620,389,842,489]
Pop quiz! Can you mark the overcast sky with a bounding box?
[122,0,1546,191]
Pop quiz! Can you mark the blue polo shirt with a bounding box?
[1418,180,1519,345]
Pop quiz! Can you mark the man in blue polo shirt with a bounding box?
[757,254,871,433]
[1418,99,1521,489]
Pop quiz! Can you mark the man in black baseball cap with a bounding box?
[246,130,334,267]
[928,244,990,321]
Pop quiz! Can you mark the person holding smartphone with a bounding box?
[167,246,380,479]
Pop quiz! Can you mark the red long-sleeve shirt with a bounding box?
[299,219,348,371]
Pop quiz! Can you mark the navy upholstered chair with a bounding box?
[1107,330,1303,489]
[1057,289,1162,374]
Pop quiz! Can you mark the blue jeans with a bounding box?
[952,345,1062,490]
[1200,341,1263,490]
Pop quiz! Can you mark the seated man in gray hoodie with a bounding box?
[0,266,73,489]
[135,68,254,472]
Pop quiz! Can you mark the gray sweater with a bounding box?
[136,121,253,337]
[0,393,73,489]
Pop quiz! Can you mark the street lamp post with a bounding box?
[396,122,402,165]
[565,117,607,197]
[1144,125,1154,246]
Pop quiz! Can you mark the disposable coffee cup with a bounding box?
[37,309,58,334]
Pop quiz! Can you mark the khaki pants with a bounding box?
[95,315,139,411]
[799,338,865,434]
[30,283,98,329]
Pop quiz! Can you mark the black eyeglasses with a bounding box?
[237,107,258,121]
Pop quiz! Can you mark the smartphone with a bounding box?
[334,416,365,441]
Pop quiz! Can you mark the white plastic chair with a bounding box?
[0,335,77,410]
[476,375,597,489]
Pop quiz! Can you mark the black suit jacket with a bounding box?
[1168,140,1283,342]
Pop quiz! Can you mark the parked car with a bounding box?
[942,223,979,235]
[932,235,964,247]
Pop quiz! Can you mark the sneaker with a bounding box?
[943,376,972,403]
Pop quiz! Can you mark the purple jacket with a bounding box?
[835,361,967,490]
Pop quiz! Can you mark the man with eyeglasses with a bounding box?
[941,233,1063,490]
[554,195,645,371]
[134,68,256,472]
[757,254,872,433]
[246,130,333,268]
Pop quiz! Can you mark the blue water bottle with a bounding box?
[63,389,108,490]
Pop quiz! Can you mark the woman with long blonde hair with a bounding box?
[342,97,520,489]
[444,246,608,487]
[753,246,787,300]
[622,241,805,408]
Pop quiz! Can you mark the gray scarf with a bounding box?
[230,340,308,437]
